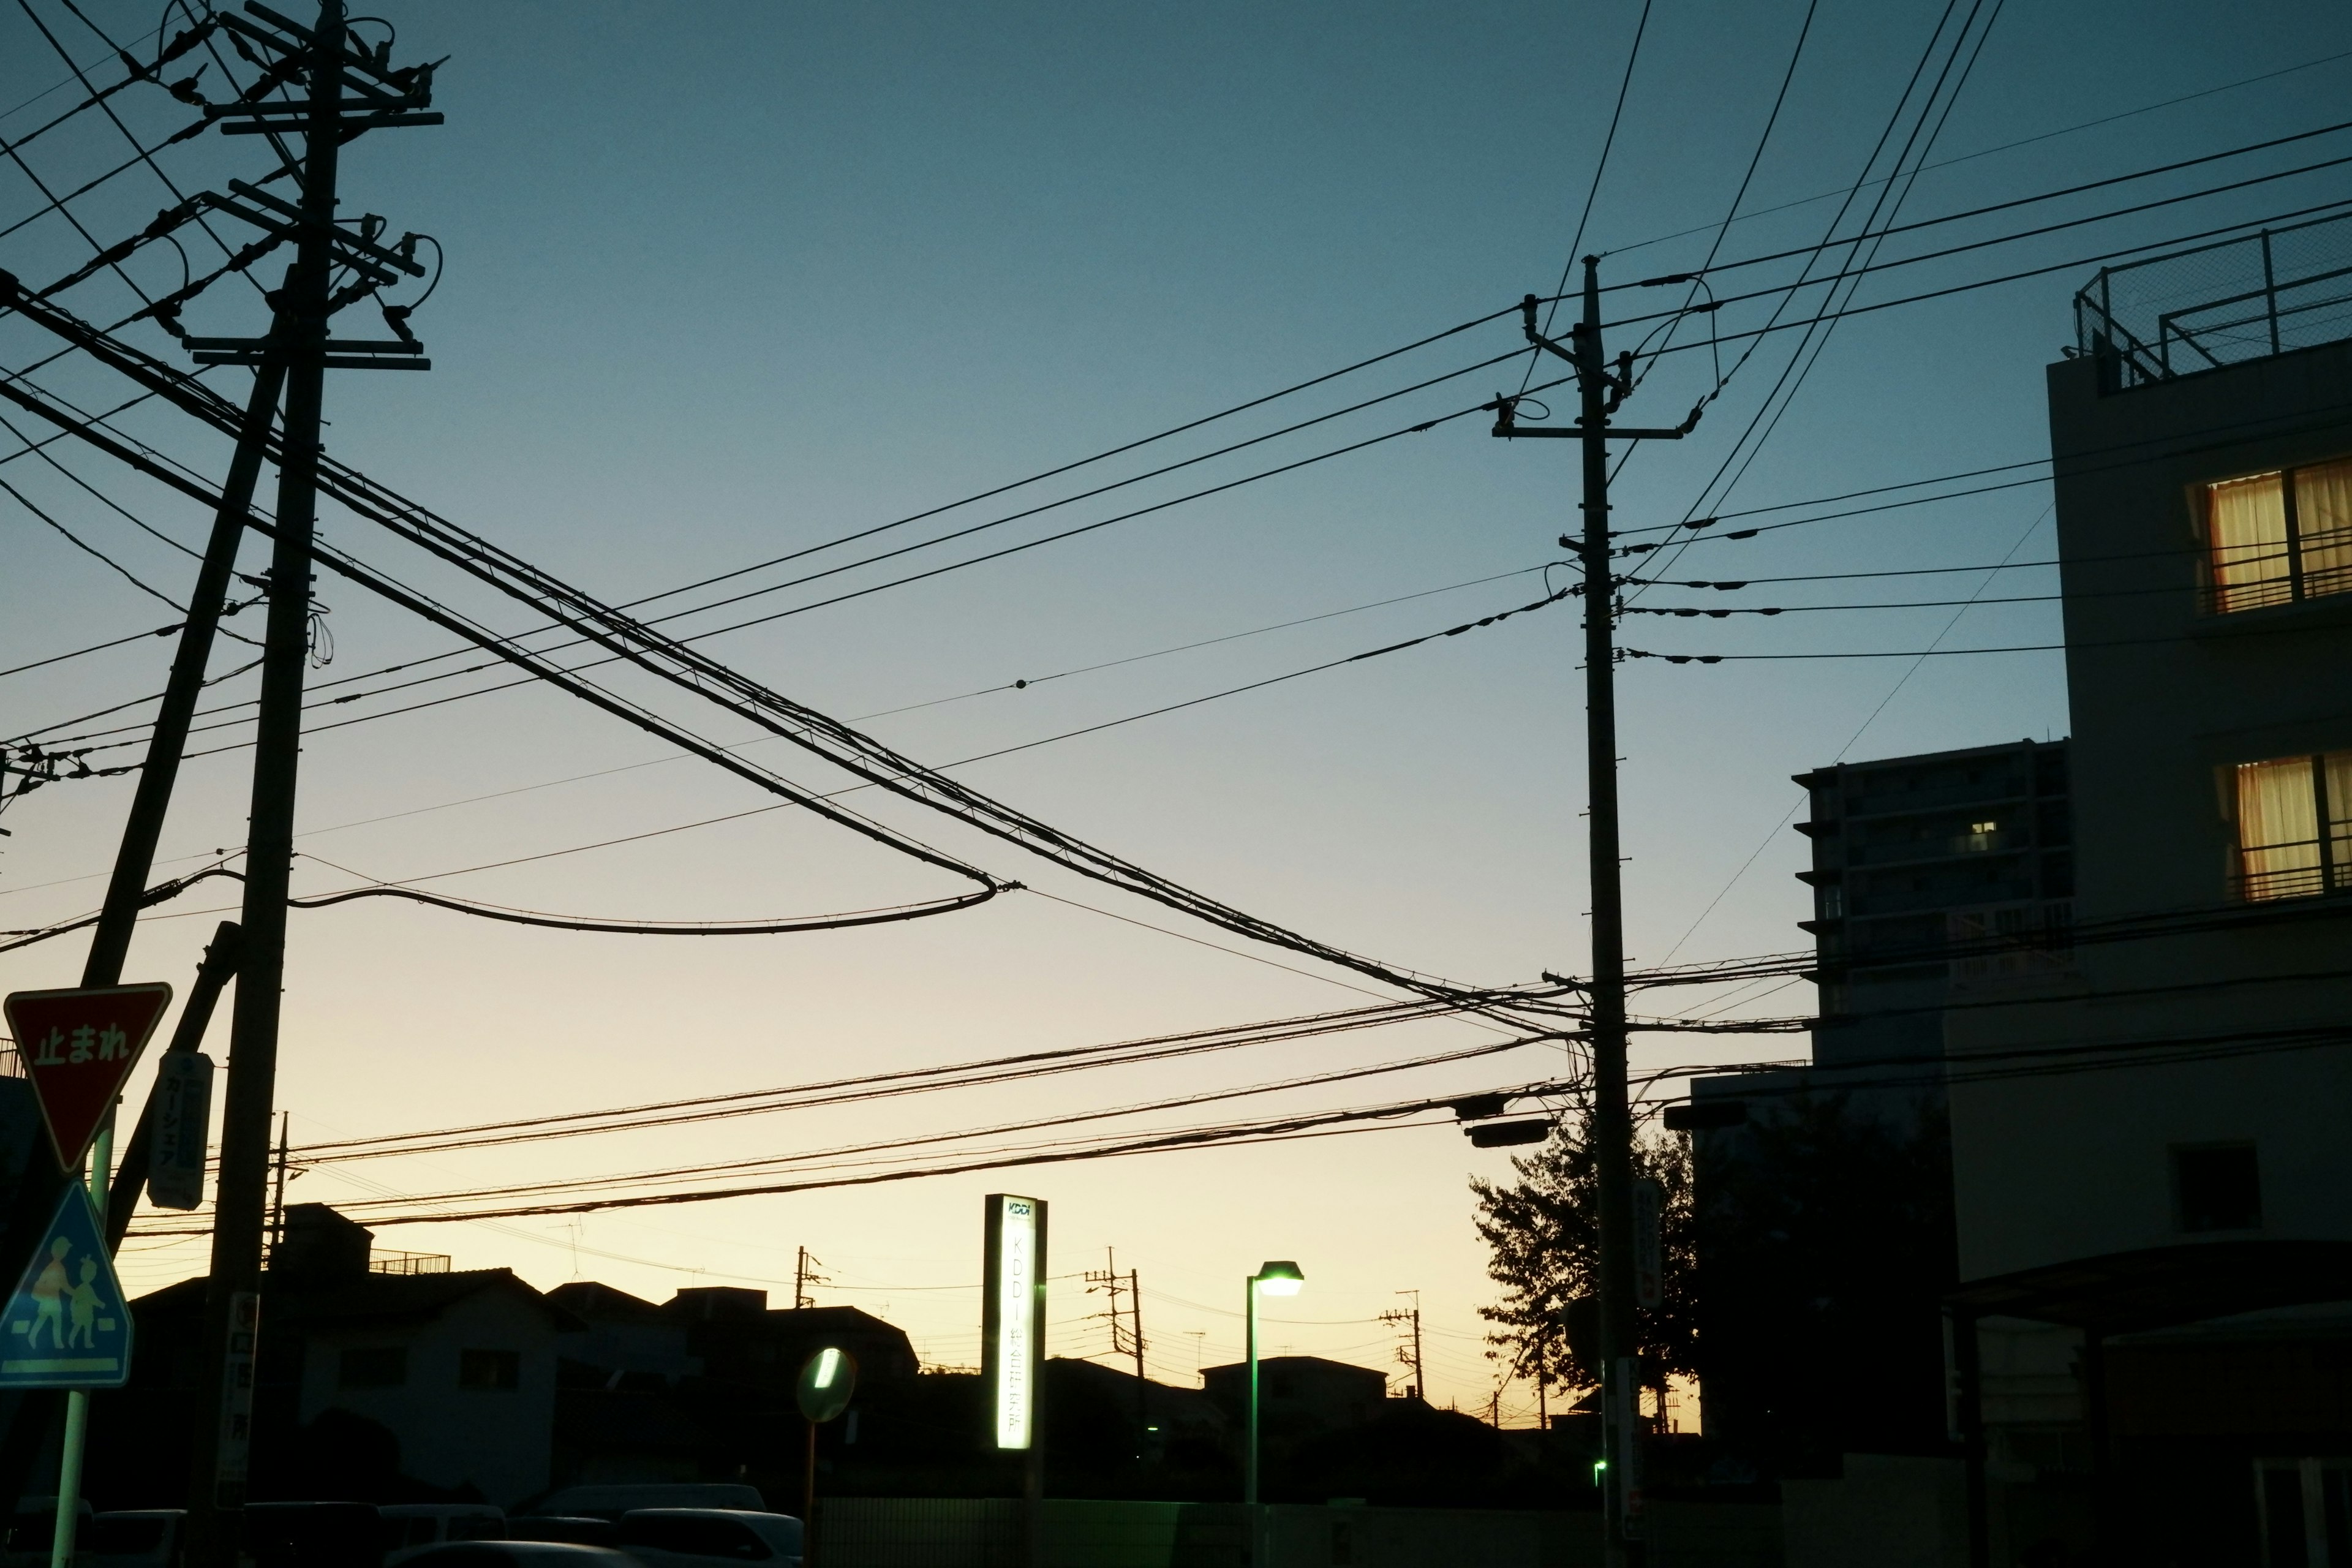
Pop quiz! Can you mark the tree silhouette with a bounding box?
[1694,1092,1954,1469]
[1470,1105,1696,1411]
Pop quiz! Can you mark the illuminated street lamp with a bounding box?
[1245,1260,1305,1507]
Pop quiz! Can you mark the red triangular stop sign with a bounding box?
[3,984,173,1171]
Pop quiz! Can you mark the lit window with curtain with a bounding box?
[2234,752,2352,901]
[2206,458,2352,612]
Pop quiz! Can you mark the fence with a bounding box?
[810,1497,1781,1568]
[2075,211,2352,388]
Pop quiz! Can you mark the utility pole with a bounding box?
[175,8,440,1559]
[794,1246,826,1310]
[266,1114,291,1265]
[1490,260,1698,1568]
[1126,1265,1146,1453]
[1380,1292,1423,1401]
[1084,1249,1148,1461]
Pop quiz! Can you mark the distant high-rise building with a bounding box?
[1687,737,2072,1474]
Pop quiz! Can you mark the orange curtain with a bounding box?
[2329,750,2352,891]
[2292,458,2352,601]
[2209,472,2290,612]
[2237,756,2318,899]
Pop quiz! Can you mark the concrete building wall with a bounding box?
[299,1288,562,1504]
[1945,344,2352,1284]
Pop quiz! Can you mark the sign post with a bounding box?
[794,1346,858,1563]
[1633,1177,1663,1311]
[982,1195,1047,1568]
[4,983,170,1568]
[148,1052,217,1212]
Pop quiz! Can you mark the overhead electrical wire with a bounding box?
[266,1035,1566,1207]
[9,86,2342,1011]
[0,616,186,680]
[12,138,2342,757]
[1615,115,2352,290]
[125,1012,2352,1234]
[0,296,1534,1005]
[1604,47,2352,260]
[0,582,1580,952]
[1641,0,1820,374]
[1618,190,2352,370]
[1605,143,2352,334]
[1635,0,2006,589]
[125,1077,1585,1232]
[292,989,1567,1161]
[1515,0,1653,392]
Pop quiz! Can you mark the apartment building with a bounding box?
[1688,739,2070,1475]
[1943,216,2352,1568]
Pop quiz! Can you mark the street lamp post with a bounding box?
[1245,1261,1305,1514]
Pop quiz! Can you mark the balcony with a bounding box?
[2076,210,2352,390]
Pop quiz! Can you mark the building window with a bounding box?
[2173,1144,2261,1232]
[337,1346,407,1389]
[2207,458,2352,612]
[2234,753,2351,902]
[458,1349,521,1390]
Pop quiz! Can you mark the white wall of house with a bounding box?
[1946,344,2352,1284]
[299,1287,561,1505]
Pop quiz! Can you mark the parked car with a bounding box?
[243,1501,385,1568]
[531,1489,762,1524]
[2,1498,92,1568]
[613,1510,800,1568]
[503,1521,615,1548]
[382,1506,503,1565]
[89,1510,182,1568]
[400,1546,627,1568]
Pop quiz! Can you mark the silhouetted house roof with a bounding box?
[1047,1356,1225,1434]
[548,1281,668,1326]
[1201,1355,1387,1436]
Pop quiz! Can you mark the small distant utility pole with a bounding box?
[1380,1291,1424,1400]
[1126,1264,1146,1449]
[266,1114,290,1265]
[1490,260,1700,1568]
[1084,1248,1149,1460]
[794,1246,826,1310]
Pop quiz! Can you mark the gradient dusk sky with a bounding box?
[3,0,2348,1417]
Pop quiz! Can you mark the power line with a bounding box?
[0,616,183,680]
[127,1079,1581,1232]
[1602,47,2352,261]
[1517,0,1654,390]
[1640,0,2005,589]
[1608,143,2352,336]
[1623,115,2352,288]
[1622,190,2352,368]
[42,558,1558,760]
[269,1035,1562,1209]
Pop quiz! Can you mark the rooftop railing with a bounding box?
[2075,211,2352,388]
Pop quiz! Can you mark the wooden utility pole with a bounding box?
[187,6,348,1543]
[796,1246,825,1310]
[1381,1292,1424,1400]
[176,7,440,1558]
[1491,260,1697,1568]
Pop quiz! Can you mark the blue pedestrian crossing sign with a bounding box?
[0,1185,129,1388]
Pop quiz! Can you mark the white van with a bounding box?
[382,1506,504,1565]
[532,1490,761,1525]
[612,1511,799,1568]
[4,1499,93,1568]
[88,1511,176,1568]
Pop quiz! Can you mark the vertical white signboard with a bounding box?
[982,1193,1046,1450]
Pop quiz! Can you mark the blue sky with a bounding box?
[2,0,2348,1417]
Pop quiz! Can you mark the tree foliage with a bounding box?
[1470,1106,1697,1393]
[1695,1092,1955,1464]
